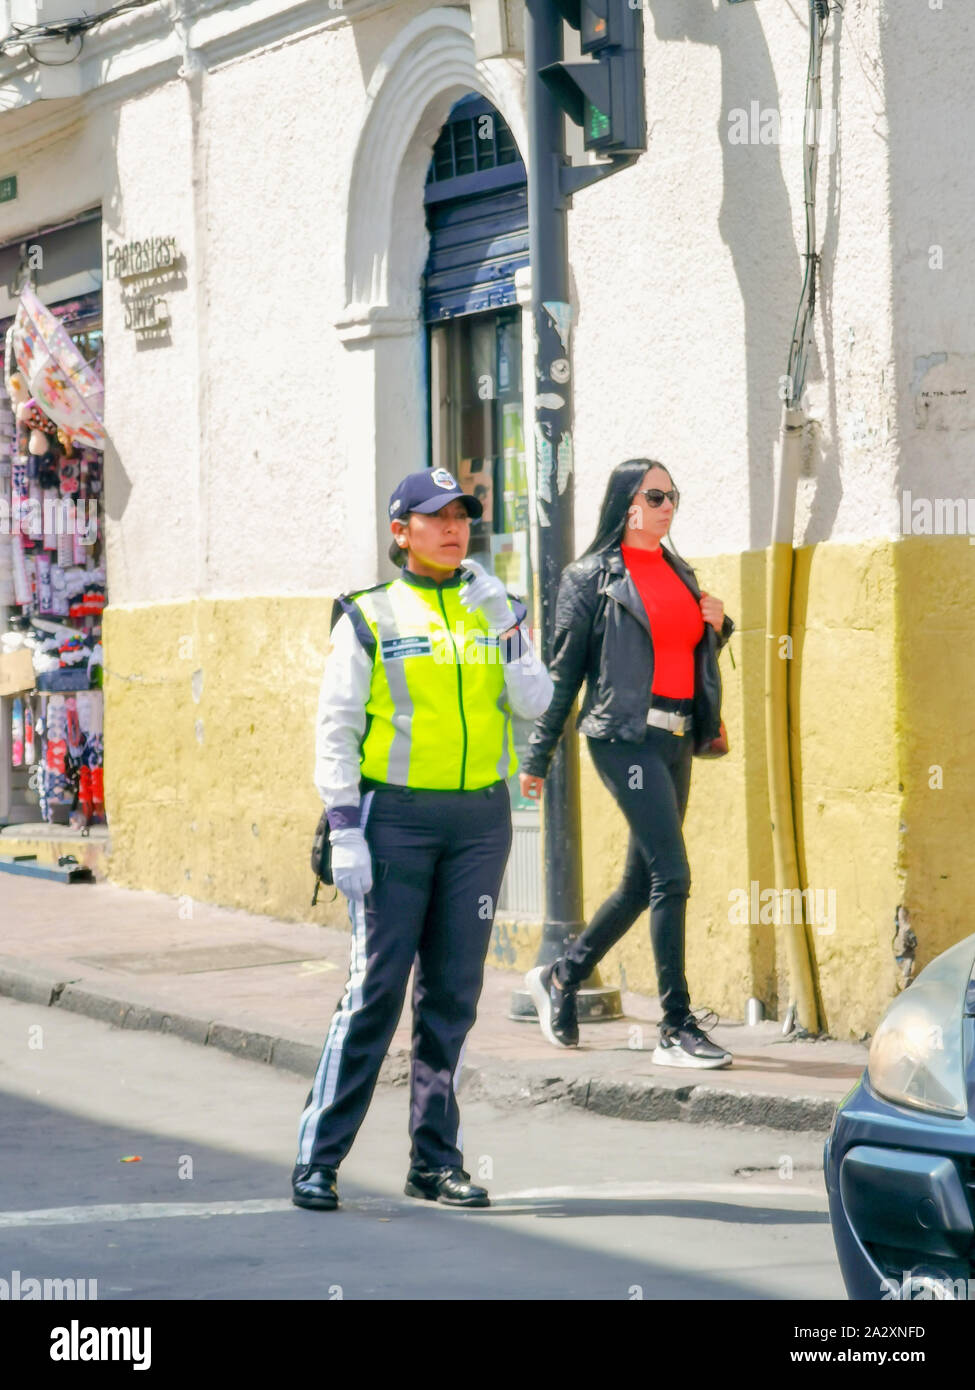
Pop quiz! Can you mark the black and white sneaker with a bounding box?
[652,1011,732,1069]
[526,961,579,1048]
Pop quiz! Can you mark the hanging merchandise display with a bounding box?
[1,286,106,830]
[10,284,105,450]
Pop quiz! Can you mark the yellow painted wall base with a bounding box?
[103,596,349,933]
[895,537,975,981]
[489,915,543,974]
[101,535,975,1039]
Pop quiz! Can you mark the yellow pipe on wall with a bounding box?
[766,405,821,1033]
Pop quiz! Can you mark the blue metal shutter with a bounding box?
[423,96,528,322]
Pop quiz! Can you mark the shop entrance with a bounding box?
[0,210,106,838]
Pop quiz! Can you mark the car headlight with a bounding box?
[867,934,975,1118]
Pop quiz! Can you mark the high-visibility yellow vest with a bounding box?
[339,570,523,791]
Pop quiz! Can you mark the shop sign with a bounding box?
[121,291,170,336]
[106,235,180,281]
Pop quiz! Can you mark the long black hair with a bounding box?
[580,458,684,560]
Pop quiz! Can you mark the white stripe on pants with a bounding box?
[296,794,373,1166]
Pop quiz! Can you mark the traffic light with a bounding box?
[540,0,646,154]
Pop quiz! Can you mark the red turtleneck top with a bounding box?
[621,543,705,698]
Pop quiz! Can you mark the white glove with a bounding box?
[460,557,517,632]
[330,826,373,900]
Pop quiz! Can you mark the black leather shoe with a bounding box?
[292,1165,339,1211]
[404,1166,490,1208]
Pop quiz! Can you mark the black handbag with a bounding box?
[310,808,335,906]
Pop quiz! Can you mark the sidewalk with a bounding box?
[0,873,867,1133]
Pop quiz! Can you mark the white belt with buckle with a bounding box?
[646,708,693,736]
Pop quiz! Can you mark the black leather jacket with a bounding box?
[523,544,734,777]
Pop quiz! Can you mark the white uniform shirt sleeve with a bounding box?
[501,625,554,720]
[313,611,371,813]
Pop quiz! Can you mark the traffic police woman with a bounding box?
[293,469,553,1211]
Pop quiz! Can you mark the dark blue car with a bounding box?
[825,934,975,1300]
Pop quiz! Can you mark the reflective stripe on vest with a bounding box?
[351,577,516,790]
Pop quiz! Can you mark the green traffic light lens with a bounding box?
[586,103,611,141]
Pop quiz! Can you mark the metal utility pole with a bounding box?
[510,0,643,1023]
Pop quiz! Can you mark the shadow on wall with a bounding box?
[648,0,805,1014]
[646,0,803,551]
[647,0,857,1024]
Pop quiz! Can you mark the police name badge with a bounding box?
[381,636,434,660]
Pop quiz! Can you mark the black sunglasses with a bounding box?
[637,488,680,509]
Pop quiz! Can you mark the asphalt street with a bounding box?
[0,996,844,1300]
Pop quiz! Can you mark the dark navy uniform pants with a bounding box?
[296,781,512,1173]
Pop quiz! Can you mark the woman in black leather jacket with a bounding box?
[520,459,735,1068]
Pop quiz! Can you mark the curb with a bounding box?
[457,1065,839,1134]
[0,963,840,1134]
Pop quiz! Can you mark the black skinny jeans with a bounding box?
[560,727,694,1026]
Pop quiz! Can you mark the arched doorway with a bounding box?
[337,6,528,577]
[337,10,539,916]
[424,94,529,566]
[422,94,540,916]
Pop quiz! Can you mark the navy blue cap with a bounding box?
[388,469,483,522]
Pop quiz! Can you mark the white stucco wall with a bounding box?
[103,81,205,606]
[198,0,446,599]
[199,24,357,598]
[567,0,898,559]
[881,1,975,509]
[2,0,972,604]
[0,114,100,241]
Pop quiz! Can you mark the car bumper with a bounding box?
[825,1073,975,1300]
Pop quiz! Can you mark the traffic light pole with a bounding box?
[509,0,621,1023]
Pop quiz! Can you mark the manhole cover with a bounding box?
[74,942,330,975]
